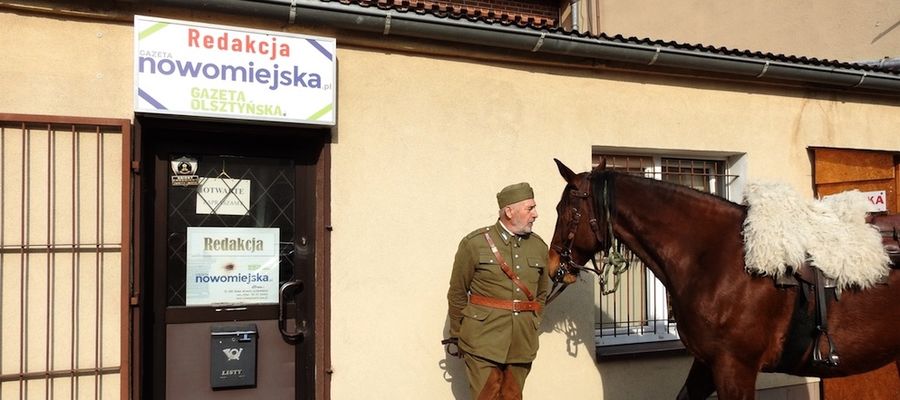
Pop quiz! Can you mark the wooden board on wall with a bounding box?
[812,147,900,400]
[813,148,897,213]
[814,148,894,185]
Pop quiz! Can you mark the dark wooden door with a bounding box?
[139,118,322,399]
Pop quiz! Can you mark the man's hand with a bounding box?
[441,337,463,358]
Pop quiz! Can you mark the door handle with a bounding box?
[278,280,305,340]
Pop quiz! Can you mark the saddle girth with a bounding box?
[774,263,840,370]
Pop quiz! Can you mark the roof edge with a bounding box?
[149,0,900,95]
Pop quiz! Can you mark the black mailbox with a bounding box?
[210,324,258,389]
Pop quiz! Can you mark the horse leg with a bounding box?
[676,359,716,400]
[708,356,758,400]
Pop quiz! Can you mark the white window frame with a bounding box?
[592,148,746,349]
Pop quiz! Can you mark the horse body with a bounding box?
[548,160,900,400]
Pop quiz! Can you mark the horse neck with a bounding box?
[606,174,744,290]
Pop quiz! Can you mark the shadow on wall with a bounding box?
[540,276,694,399]
[439,318,468,399]
[539,277,597,359]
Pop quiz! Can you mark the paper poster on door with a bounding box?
[197,178,251,215]
[186,227,279,306]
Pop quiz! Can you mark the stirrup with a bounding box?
[812,329,840,367]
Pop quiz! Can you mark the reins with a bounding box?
[595,176,630,296]
[547,172,631,304]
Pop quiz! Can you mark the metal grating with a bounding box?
[165,155,297,306]
[592,154,737,346]
[0,117,126,399]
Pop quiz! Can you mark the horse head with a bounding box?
[548,158,612,287]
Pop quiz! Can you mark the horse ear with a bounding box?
[593,157,607,173]
[554,158,577,183]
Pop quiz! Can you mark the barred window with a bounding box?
[592,152,740,356]
[0,116,129,398]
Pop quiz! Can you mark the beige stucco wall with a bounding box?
[581,0,900,61]
[3,6,900,399]
[330,47,900,399]
[0,11,133,118]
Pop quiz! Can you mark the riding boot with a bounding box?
[498,367,523,400]
[476,368,503,400]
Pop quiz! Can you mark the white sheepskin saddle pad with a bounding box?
[742,182,890,289]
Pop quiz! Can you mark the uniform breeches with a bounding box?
[463,352,532,400]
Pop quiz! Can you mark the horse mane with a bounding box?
[589,170,616,224]
[585,170,744,275]
[590,170,742,221]
[742,182,890,289]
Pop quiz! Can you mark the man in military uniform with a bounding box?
[446,182,550,399]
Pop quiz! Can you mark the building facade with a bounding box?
[1,1,899,399]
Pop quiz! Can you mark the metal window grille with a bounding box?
[0,117,127,399]
[592,154,737,347]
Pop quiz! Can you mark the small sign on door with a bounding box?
[197,178,251,215]
[171,156,200,187]
[863,190,888,212]
[185,227,279,306]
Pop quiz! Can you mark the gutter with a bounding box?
[150,0,900,95]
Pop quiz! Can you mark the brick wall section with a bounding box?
[418,0,559,26]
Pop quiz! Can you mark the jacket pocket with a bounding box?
[527,257,545,276]
[459,304,491,342]
[531,312,542,330]
[475,252,504,279]
[477,252,498,265]
[461,304,490,322]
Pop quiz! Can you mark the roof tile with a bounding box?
[324,0,899,75]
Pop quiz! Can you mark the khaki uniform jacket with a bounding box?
[447,221,550,364]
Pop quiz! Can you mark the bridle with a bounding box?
[547,172,630,303]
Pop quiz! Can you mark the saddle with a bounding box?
[867,213,900,266]
[778,213,900,288]
[776,213,900,369]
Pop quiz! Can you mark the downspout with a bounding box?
[570,0,579,32]
[149,0,900,95]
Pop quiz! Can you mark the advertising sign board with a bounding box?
[134,15,336,125]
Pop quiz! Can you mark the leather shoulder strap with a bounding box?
[483,232,534,301]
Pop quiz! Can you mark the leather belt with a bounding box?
[470,294,542,313]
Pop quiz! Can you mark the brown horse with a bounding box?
[547,159,900,400]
